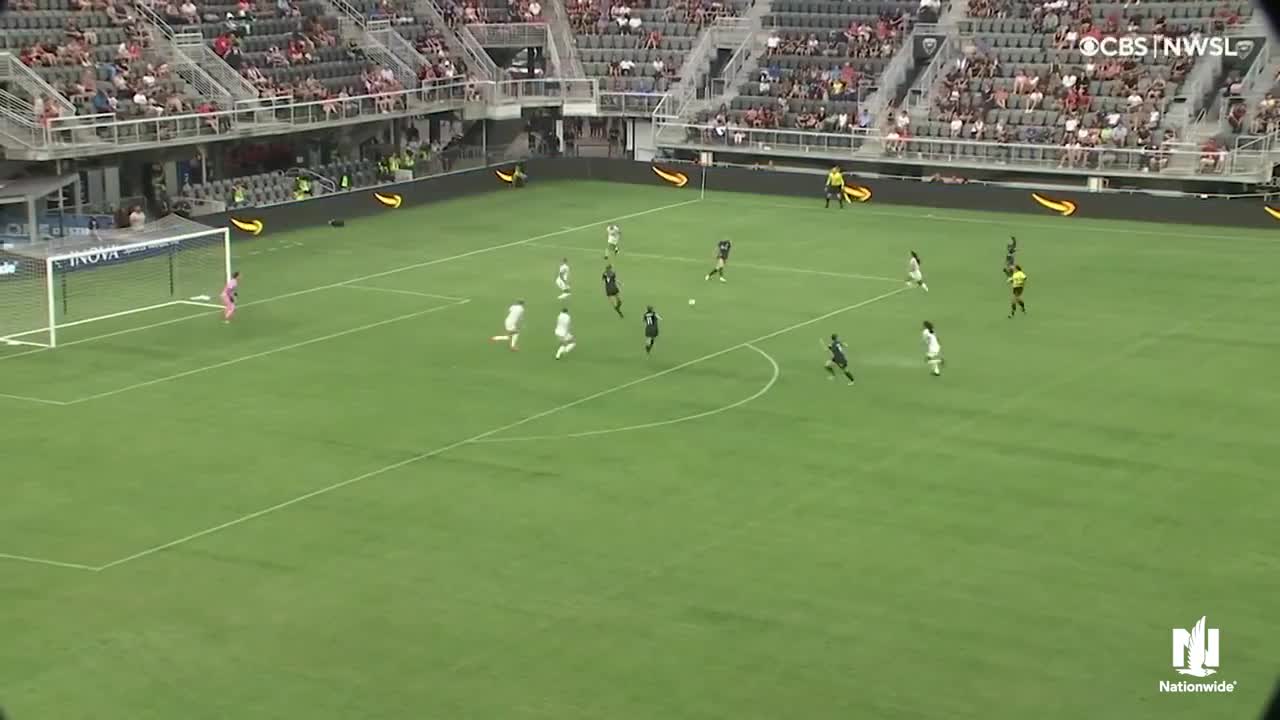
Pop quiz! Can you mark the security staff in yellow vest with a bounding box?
[387,154,400,173]
[824,166,845,209]
[231,183,246,207]
[340,172,351,191]
[401,148,415,171]
[512,163,527,188]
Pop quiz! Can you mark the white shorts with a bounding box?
[556,278,569,291]
[504,321,519,333]
[555,331,573,343]
[607,237,619,246]
[927,350,941,362]
[909,270,923,283]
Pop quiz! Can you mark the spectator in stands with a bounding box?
[128,206,145,229]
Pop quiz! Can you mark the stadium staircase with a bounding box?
[409,0,503,81]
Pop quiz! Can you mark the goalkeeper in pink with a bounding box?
[222,271,239,322]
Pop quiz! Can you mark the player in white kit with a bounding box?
[554,308,576,359]
[605,224,621,258]
[490,300,525,350]
[922,320,943,376]
[906,251,929,292]
[556,259,571,299]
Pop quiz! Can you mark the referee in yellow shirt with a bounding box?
[1008,265,1027,317]
[824,166,845,208]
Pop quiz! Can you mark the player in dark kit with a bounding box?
[705,239,731,282]
[823,334,855,384]
[602,264,623,317]
[643,306,660,354]
[1004,236,1018,276]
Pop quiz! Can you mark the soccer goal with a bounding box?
[0,216,230,348]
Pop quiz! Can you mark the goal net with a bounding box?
[0,215,230,348]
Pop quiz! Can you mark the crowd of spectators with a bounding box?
[765,11,906,60]
[568,0,736,34]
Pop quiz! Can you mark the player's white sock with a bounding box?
[930,361,941,376]
[491,334,509,341]
[509,333,519,349]
[557,292,570,299]
[565,342,576,354]
[921,283,929,292]
[555,345,564,359]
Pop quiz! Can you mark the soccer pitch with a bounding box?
[1,181,1276,719]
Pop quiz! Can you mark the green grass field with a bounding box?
[1,180,1276,720]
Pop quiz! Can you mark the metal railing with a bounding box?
[1217,42,1276,132]
[598,91,666,115]
[652,120,1272,179]
[410,0,500,80]
[133,2,238,105]
[0,78,598,155]
[369,21,434,77]
[175,35,261,102]
[467,22,549,48]
[906,32,960,113]
[709,20,759,97]
[0,53,76,118]
[1168,52,1223,130]
[0,89,44,148]
[542,0,586,78]
[322,0,423,87]
[861,23,937,122]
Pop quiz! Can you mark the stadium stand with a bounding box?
[705,0,920,133]
[3,0,214,119]
[911,0,1255,169]
[569,0,747,93]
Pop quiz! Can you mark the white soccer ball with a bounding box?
[688,298,696,306]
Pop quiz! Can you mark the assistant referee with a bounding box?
[824,166,845,208]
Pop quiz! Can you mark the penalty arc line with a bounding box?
[61,300,470,405]
[0,198,704,363]
[475,343,781,444]
[93,287,906,571]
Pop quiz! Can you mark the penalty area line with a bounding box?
[0,198,703,364]
[475,343,781,443]
[60,299,470,405]
[93,286,904,571]
[532,242,901,283]
[0,552,98,571]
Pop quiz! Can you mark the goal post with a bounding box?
[0,216,231,348]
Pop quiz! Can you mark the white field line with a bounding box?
[0,552,97,571]
[60,300,469,406]
[0,391,67,406]
[0,198,704,364]
[93,287,907,571]
[337,284,469,302]
[699,196,1279,244]
[533,242,901,283]
[437,297,1242,680]
[476,343,781,443]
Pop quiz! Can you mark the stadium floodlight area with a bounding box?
[0,216,230,348]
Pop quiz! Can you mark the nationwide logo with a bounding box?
[842,184,872,202]
[1031,192,1077,216]
[374,192,402,208]
[651,166,689,188]
[1264,206,1280,221]
[230,218,264,236]
[1160,615,1237,694]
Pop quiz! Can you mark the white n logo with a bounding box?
[1172,616,1219,676]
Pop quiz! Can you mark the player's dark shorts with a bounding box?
[645,328,658,338]
[717,253,729,262]
[825,186,842,198]
[831,356,848,369]
[1012,286,1024,297]
[605,287,619,297]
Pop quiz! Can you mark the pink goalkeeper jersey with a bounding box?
[223,277,238,300]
